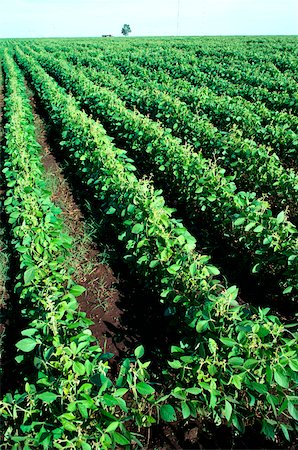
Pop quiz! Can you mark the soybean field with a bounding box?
[0,36,297,449]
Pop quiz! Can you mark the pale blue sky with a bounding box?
[1,0,297,38]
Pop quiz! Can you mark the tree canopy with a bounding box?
[121,24,131,36]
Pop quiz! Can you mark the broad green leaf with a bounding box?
[21,328,38,337]
[289,360,298,372]
[70,285,86,297]
[276,211,285,224]
[273,369,289,388]
[231,375,242,390]
[168,360,182,369]
[206,265,220,275]
[280,423,290,442]
[131,223,144,234]
[78,403,89,419]
[245,222,256,231]
[233,217,246,226]
[37,392,58,404]
[167,264,181,274]
[136,382,155,396]
[160,404,177,422]
[134,345,144,359]
[253,225,264,233]
[105,421,119,433]
[24,267,36,285]
[16,338,37,353]
[225,400,232,421]
[113,432,130,446]
[181,402,190,419]
[81,443,92,450]
[61,420,77,432]
[244,359,258,369]
[220,337,237,347]
[288,402,298,420]
[225,285,238,301]
[73,361,86,376]
[283,286,293,294]
[196,320,209,333]
[186,387,201,395]
[229,357,244,367]
[113,388,128,398]
[189,262,197,277]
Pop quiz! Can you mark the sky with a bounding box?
[0,0,297,38]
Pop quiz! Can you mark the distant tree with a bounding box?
[121,24,131,36]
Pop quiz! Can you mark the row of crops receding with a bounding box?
[0,36,297,449]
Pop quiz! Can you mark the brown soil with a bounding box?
[0,66,9,354]
[27,86,128,357]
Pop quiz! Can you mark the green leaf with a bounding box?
[37,392,58,404]
[195,320,209,333]
[229,357,244,367]
[244,359,258,369]
[233,217,246,226]
[136,382,155,396]
[113,388,128,398]
[105,421,119,433]
[289,359,298,372]
[78,403,89,419]
[181,402,190,419]
[160,404,177,422]
[283,286,293,294]
[61,420,77,432]
[70,285,86,297]
[73,361,86,376]
[252,263,261,273]
[81,443,92,450]
[206,265,220,275]
[276,211,285,224]
[113,432,130,446]
[225,285,238,301]
[273,369,289,388]
[134,345,144,359]
[244,222,256,231]
[186,387,201,395]
[220,337,237,347]
[21,328,38,337]
[225,400,232,421]
[280,423,290,442]
[167,264,181,274]
[189,262,197,277]
[253,225,264,233]
[131,223,144,234]
[288,402,298,420]
[24,267,36,285]
[16,338,37,353]
[230,375,242,390]
[168,360,182,369]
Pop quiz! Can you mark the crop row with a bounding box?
[18,47,298,299]
[12,45,298,441]
[53,45,298,166]
[0,60,9,373]
[73,44,297,114]
[0,51,160,449]
[42,47,298,205]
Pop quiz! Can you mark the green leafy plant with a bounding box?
[12,47,298,442]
